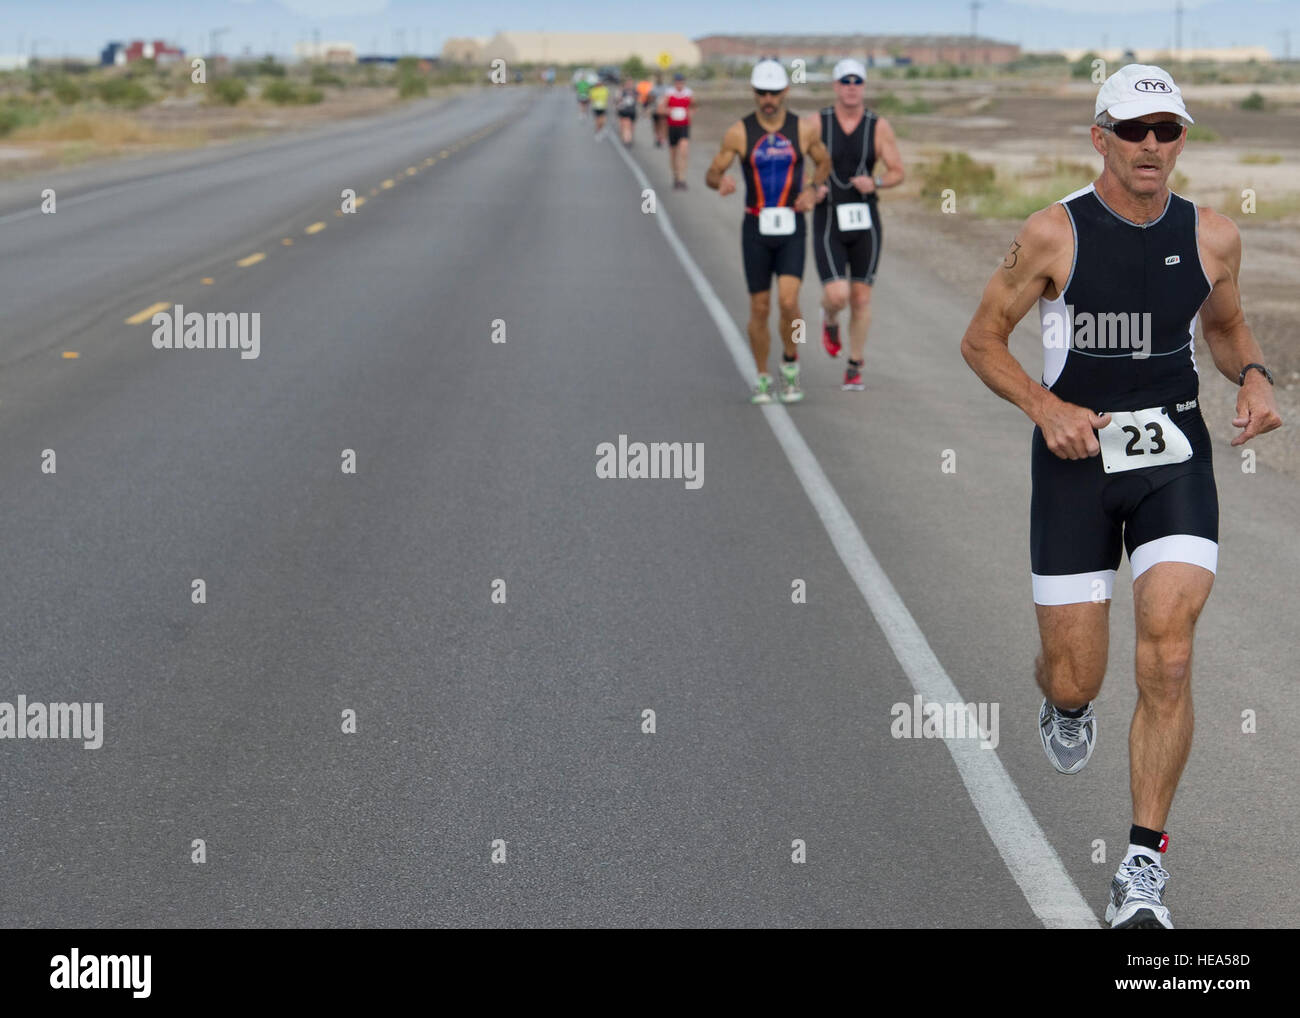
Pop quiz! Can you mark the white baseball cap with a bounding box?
[751,59,789,91]
[1095,64,1193,125]
[833,58,867,82]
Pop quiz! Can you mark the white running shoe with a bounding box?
[778,360,804,403]
[1106,854,1174,929]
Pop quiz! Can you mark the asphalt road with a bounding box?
[0,84,1294,927]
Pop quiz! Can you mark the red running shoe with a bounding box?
[821,309,841,358]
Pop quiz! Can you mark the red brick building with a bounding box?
[123,39,185,65]
[696,34,1019,68]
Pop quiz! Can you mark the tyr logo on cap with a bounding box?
[1135,78,1172,94]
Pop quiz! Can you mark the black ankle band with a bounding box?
[1130,824,1165,853]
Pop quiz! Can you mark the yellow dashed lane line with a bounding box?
[121,127,500,327]
[61,351,79,359]
[125,301,171,325]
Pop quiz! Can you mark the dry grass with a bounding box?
[11,112,204,147]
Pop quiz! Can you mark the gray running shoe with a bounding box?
[1038,698,1096,774]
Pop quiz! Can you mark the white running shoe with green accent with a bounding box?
[751,373,774,405]
[779,361,804,403]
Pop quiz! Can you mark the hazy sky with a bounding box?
[0,0,1294,59]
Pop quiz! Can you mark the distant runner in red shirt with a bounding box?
[658,72,694,190]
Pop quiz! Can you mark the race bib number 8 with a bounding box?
[758,207,796,236]
[1097,407,1193,473]
[836,202,872,231]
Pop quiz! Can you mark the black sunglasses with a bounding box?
[838,76,865,85]
[753,88,782,97]
[1102,120,1183,143]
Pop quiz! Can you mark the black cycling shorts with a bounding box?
[1029,400,1218,605]
[813,204,882,285]
[668,124,690,146]
[618,108,636,120]
[741,214,806,295]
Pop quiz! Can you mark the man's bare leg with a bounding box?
[776,275,801,359]
[1034,600,1109,710]
[1130,561,1214,830]
[747,290,772,372]
[847,281,874,363]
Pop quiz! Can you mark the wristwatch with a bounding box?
[1238,362,1274,386]
[873,176,884,190]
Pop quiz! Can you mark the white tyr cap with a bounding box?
[1095,64,1193,125]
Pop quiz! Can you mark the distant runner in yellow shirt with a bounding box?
[589,80,610,137]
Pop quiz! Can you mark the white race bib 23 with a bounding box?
[1097,407,1193,473]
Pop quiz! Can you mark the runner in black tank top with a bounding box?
[813,105,879,283]
[805,59,904,390]
[959,64,1283,931]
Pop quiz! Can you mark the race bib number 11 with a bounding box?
[836,202,872,231]
[1097,407,1193,473]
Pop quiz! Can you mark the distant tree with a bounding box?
[54,78,81,104]
[1071,51,1099,79]
[212,77,247,105]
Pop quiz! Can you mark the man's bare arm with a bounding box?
[961,206,1066,418]
[960,204,1110,459]
[872,116,904,188]
[1197,208,1283,444]
[801,118,831,188]
[705,121,745,190]
[1198,210,1268,382]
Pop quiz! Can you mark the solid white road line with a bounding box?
[610,136,1098,929]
